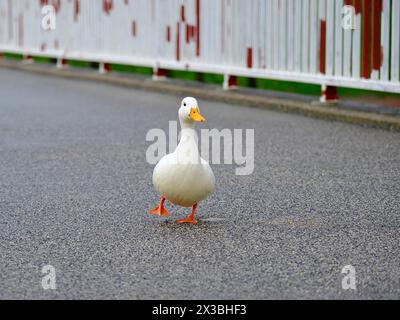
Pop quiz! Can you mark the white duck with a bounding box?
[149,97,215,224]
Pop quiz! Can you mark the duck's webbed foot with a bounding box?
[176,204,198,224]
[148,195,170,217]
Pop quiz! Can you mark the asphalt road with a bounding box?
[0,68,399,299]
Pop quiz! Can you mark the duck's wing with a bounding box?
[200,157,215,188]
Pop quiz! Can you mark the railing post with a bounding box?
[223,74,238,90]
[152,66,167,80]
[99,62,111,74]
[22,55,33,64]
[320,84,338,103]
[56,57,68,69]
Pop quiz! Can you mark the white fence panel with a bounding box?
[0,0,398,93]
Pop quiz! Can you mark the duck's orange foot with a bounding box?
[148,205,170,217]
[176,204,198,224]
[148,195,170,217]
[176,216,197,224]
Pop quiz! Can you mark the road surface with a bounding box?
[0,68,399,299]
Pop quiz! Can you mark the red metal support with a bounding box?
[223,74,238,90]
[99,62,111,74]
[371,0,382,72]
[319,20,326,74]
[320,85,338,103]
[22,55,33,64]
[103,0,113,15]
[180,5,185,22]
[196,0,200,56]
[246,48,253,68]
[73,0,80,22]
[56,57,68,69]
[131,20,137,37]
[186,24,190,44]
[361,0,372,79]
[176,22,180,61]
[166,26,171,43]
[152,67,167,80]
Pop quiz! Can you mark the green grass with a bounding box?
[338,86,400,99]
[239,77,322,96]
[67,60,98,69]
[202,73,224,84]
[3,53,23,60]
[110,63,152,75]
[167,70,223,84]
[33,56,55,64]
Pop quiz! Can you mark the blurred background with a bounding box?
[0,0,399,105]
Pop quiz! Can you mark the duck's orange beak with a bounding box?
[189,107,206,122]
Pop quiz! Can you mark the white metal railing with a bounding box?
[0,0,399,94]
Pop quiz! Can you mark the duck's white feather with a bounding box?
[153,128,215,207]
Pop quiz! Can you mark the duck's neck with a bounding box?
[179,118,195,130]
[178,119,197,141]
[179,127,198,144]
[177,121,200,158]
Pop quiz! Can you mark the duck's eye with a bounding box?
[183,103,186,107]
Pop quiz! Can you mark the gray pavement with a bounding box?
[0,68,399,299]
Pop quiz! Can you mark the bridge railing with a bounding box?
[0,0,399,98]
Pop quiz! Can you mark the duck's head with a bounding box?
[178,97,205,127]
